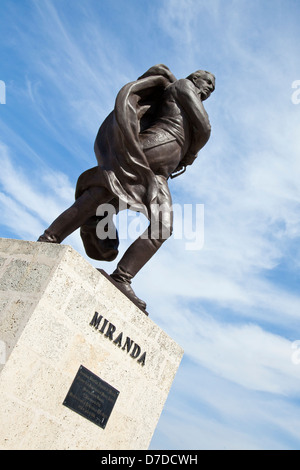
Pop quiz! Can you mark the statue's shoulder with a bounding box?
[168,78,195,98]
[174,78,194,89]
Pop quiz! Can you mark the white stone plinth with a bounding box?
[0,238,183,450]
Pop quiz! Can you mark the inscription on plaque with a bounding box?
[63,365,119,429]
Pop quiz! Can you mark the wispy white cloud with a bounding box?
[151,358,300,449]
[0,141,85,256]
[0,143,73,223]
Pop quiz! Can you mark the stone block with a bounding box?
[0,238,183,450]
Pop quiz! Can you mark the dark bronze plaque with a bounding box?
[63,365,119,429]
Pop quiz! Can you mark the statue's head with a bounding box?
[186,70,215,101]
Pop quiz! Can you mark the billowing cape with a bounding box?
[75,65,177,219]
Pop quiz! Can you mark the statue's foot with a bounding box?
[109,275,147,313]
[37,231,61,244]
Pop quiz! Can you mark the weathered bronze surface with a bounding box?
[38,65,215,312]
[63,365,119,429]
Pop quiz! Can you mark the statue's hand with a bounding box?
[170,165,186,179]
[180,151,198,167]
[175,164,184,172]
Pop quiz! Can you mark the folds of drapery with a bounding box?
[75,66,177,219]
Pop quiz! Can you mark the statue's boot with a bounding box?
[110,264,147,312]
[38,231,61,243]
[110,236,163,313]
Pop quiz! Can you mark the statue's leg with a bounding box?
[110,176,173,311]
[38,187,112,243]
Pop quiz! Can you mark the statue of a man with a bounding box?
[38,64,215,312]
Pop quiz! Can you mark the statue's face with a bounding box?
[194,72,215,100]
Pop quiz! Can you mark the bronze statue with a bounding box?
[38,64,215,313]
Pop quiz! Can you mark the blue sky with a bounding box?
[1,0,300,450]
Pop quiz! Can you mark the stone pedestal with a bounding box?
[0,238,183,450]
